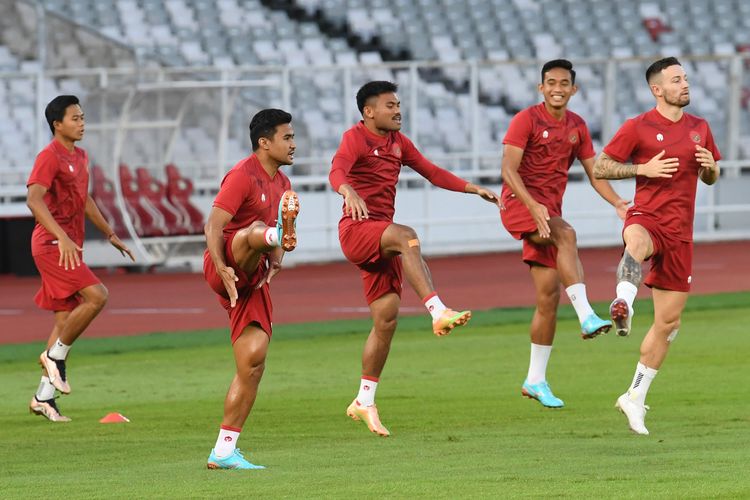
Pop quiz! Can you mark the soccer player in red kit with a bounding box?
[594,57,720,435]
[203,109,299,469]
[500,60,627,408]
[26,95,134,422]
[329,81,501,436]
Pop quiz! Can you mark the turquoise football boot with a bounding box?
[521,380,564,408]
[580,313,612,339]
[207,449,265,470]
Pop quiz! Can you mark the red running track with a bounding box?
[1,241,748,344]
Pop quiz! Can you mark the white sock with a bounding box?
[616,281,638,312]
[263,227,279,246]
[356,377,378,407]
[48,339,71,360]
[526,343,552,385]
[35,376,56,401]
[626,362,658,406]
[423,293,447,321]
[565,283,595,324]
[214,425,241,458]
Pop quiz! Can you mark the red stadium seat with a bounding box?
[90,165,128,237]
[165,164,205,234]
[135,167,189,235]
[642,18,672,42]
[119,164,167,237]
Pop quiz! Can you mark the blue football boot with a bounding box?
[580,313,612,339]
[207,449,266,470]
[521,380,564,408]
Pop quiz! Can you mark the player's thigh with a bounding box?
[529,265,561,309]
[368,292,400,332]
[230,223,266,274]
[232,323,270,371]
[380,223,418,257]
[651,288,688,331]
[77,283,109,308]
[623,224,655,260]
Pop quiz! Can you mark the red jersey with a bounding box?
[27,139,90,256]
[501,102,595,210]
[329,121,468,223]
[212,153,291,239]
[603,108,721,242]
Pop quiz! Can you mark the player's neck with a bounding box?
[256,154,280,178]
[542,102,566,121]
[54,135,76,153]
[363,120,388,137]
[654,103,683,123]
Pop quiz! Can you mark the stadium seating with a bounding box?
[91,165,128,236]
[119,164,168,237]
[165,164,206,235]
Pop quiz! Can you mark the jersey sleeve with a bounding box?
[26,149,58,189]
[577,121,596,161]
[213,169,252,216]
[329,129,362,192]
[704,122,722,162]
[603,119,639,162]
[502,109,533,150]
[400,135,468,192]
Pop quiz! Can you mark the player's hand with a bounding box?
[638,150,679,178]
[694,145,716,171]
[218,265,239,308]
[255,260,282,289]
[343,189,369,221]
[614,198,631,221]
[109,234,135,262]
[472,185,502,207]
[530,202,551,238]
[57,235,82,270]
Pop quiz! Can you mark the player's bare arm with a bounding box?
[204,206,239,307]
[580,157,630,220]
[464,183,503,209]
[594,151,679,179]
[255,246,284,289]
[500,143,551,237]
[337,183,369,220]
[696,145,719,185]
[27,183,82,270]
[84,196,134,261]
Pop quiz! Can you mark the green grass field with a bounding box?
[1,292,749,499]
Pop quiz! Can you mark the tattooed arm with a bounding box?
[594,150,679,180]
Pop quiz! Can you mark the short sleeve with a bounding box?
[502,109,533,150]
[329,129,363,191]
[577,121,596,161]
[213,169,252,216]
[27,150,58,189]
[603,119,639,163]
[704,123,722,162]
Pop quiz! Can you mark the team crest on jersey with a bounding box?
[261,193,266,202]
[689,131,701,143]
[542,130,549,139]
[373,149,379,156]
[656,133,664,142]
[68,164,74,172]
[569,133,578,143]
[392,144,402,158]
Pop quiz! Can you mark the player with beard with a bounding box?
[594,57,721,435]
[203,109,300,468]
[329,81,501,436]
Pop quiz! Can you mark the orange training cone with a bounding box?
[99,412,130,423]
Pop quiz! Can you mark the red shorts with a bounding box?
[625,215,693,292]
[500,194,558,268]
[32,251,102,312]
[339,219,403,304]
[203,231,273,343]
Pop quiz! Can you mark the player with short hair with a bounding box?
[500,59,627,408]
[330,80,501,436]
[203,108,299,469]
[27,95,134,422]
[594,57,720,435]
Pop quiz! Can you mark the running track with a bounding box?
[1,241,748,344]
